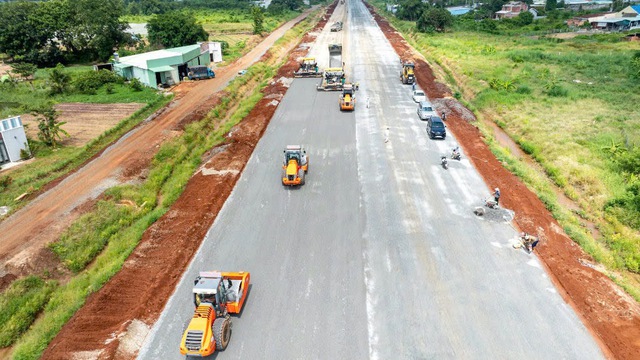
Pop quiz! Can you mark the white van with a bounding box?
[417,101,436,120]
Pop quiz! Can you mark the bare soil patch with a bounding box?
[20,103,145,147]
[41,4,334,360]
[364,2,640,359]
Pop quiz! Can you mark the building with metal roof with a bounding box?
[113,44,212,89]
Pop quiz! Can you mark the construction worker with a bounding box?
[412,82,416,91]
[494,188,501,205]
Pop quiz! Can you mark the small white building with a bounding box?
[206,42,223,63]
[0,116,30,165]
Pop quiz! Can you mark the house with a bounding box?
[0,116,30,166]
[588,5,640,30]
[113,44,212,89]
[206,42,223,63]
[567,13,608,27]
[495,2,529,19]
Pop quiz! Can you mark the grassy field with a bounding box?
[3,8,323,359]
[369,3,640,290]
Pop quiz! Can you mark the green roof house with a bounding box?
[114,44,211,89]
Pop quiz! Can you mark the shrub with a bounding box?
[0,175,13,190]
[515,85,532,94]
[105,83,115,94]
[74,70,121,94]
[130,78,144,91]
[545,84,568,97]
[20,146,32,160]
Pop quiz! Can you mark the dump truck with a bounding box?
[339,84,355,111]
[328,44,343,68]
[282,145,309,186]
[317,44,346,91]
[400,62,415,84]
[294,57,321,78]
[187,65,215,80]
[179,271,250,357]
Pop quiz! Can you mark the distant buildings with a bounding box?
[588,5,640,31]
[495,2,529,19]
[113,43,215,89]
[0,116,29,165]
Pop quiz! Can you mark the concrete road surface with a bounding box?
[138,1,603,359]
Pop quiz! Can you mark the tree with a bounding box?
[31,105,69,148]
[251,6,264,35]
[268,0,303,13]
[516,10,534,25]
[0,1,56,64]
[48,64,71,95]
[147,11,208,48]
[417,7,454,32]
[545,0,557,11]
[397,0,427,21]
[10,63,37,81]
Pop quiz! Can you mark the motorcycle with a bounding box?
[513,232,539,253]
[451,147,461,161]
[441,156,448,170]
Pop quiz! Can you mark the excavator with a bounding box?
[294,57,321,78]
[339,84,355,111]
[282,145,309,186]
[179,271,251,357]
[400,62,415,84]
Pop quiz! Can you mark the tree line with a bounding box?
[0,0,132,66]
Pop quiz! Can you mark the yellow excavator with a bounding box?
[339,84,355,111]
[400,62,415,84]
[179,271,250,357]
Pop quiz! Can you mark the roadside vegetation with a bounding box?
[2,8,323,359]
[373,1,640,296]
[0,64,165,218]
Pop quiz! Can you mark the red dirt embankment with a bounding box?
[363,3,640,359]
[41,3,337,360]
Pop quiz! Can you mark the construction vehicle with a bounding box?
[317,45,347,91]
[294,57,321,78]
[282,145,309,186]
[339,84,355,111]
[400,62,415,84]
[179,271,250,357]
[187,65,215,80]
[328,44,343,68]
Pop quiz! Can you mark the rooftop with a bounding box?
[116,44,201,70]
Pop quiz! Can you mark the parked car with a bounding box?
[417,101,436,120]
[412,90,426,103]
[331,21,343,32]
[238,69,247,75]
[426,116,446,139]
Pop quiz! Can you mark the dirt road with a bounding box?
[0,9,315,282]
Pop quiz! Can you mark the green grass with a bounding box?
[0,65,160,118]
[0,95,170,218]
[8,8,323,359]
[368,2,640,280]
[0,276,57,348]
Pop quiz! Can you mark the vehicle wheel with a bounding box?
[299,170,305,185]
[213,317,231,350]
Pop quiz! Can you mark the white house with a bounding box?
[0,116,30,165]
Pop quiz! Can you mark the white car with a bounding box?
[417,101,436,120]
[412,90,427,103]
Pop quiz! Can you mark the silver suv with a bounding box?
[417,101,436,120]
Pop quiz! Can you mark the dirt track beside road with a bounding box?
[0,9,316,291]
[364,3,640,359]
[41,4,335,359]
